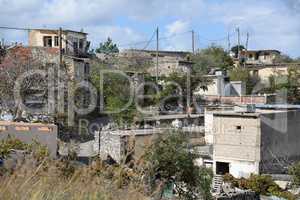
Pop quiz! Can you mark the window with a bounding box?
[263,52,270,60]
[236,125,242,131]
[54,36,59,46]
[84,63,90,75]
[73,41,78,54]
[79,39,84,49]
[43,36,52,47]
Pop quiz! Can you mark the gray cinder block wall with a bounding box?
[0,121,57,158]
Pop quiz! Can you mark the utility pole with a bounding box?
[244,32,249,68]
[59,27,63,67]
[186,31,195,113]
[192,30,195,54]
[0,38,4,48]
[246,32,249,50]
[237,27,240,60]
[227,32,231,52]
[58,27,64,114]
[156,27,159,83]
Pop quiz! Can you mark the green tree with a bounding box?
[231,45,245,58]
[229,67,260,94]
[144,132,213,200]
[90,62,137,126]
[157,72,209,113]
[274,54,294,64]
[289,161,300,186]
[191,45,233,73]
[95,37,119,54]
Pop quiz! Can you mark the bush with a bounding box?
[144,132,213,200]
[223,174,296,200]
[289,161,300,186]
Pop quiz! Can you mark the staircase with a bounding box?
[212,175,223,194]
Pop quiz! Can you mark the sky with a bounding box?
[0,0,300,57]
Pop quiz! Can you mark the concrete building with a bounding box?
[211,107,300,178]
[196,71,246,97]
[96,129,159,163]
[0,121,57,157]
[248,64,300,84]
[29,29,89,57]
[240,50,281,65]
[95,125,206,163]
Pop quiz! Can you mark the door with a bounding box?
[216,162,230,175]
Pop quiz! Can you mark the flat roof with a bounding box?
[30,28,88,35]
[213,109,292,118]
[0,121,56,127]
[142,114,204,121]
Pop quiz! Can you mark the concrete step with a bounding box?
[212,175,224,194]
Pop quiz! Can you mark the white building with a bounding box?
[210,107,300,178]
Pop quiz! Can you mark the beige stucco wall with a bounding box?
[29,30,87,55]
[250,67,288,83]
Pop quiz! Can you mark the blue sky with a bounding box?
[0,0,300,57]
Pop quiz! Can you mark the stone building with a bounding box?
[211,107,300,178]
[119,49,192,76]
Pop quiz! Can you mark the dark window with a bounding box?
[54,36,59,46]
[216,162,230,175]
[73,42,78,54]
[236,126,241,131]
[79,39,84,49]
[43,36,52,47]
[84,63,90,75]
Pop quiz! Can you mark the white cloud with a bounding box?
[85,25,145,50]
[163,20,191,51]
[207,0,300,57]
[0,0,300,56]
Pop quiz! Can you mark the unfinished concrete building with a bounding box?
[211,107,300,178]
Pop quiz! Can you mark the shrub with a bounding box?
[289,161,300,186]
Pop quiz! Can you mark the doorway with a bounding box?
[216,162,230,175]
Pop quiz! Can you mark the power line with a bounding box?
[0,26,31,31]
[141,30,156,50]
[0,25,244,52]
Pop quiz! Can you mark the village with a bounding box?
[1,18,300,200]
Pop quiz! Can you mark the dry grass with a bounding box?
[0,158,149,200]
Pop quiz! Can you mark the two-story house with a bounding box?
[28,28,90,80]
[241,49,281,65]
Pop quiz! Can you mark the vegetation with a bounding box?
[0,132,214,200]
[144,132,213,200]
[90,62,138,126]
[231,45,245,58]
[191,45,233,73]
[263,66,300,103]
[229,67,260,94]
[157,72,208,113]
[289,161,300,186]
[274,54,294,63]
[0,137,49,160]
[95,37,119,54]
[223,173,297,200]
